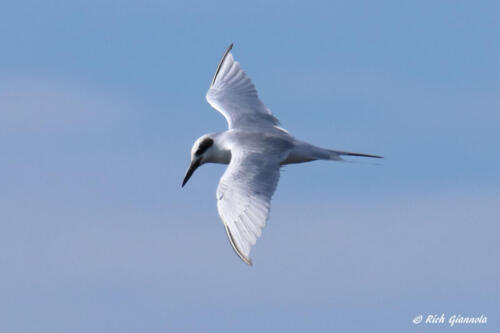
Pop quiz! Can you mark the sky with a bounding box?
[1,0,499,332]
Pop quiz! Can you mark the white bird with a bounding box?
[182,44,382,265]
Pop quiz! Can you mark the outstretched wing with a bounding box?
[206,44,283,130]
[216,149,282,265]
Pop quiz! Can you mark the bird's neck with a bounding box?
[206,140,231,164]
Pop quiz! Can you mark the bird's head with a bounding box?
[182,134,215,187]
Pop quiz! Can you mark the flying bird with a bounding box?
[182,44,382,265]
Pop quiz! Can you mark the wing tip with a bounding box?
[243,256,253,266]
[223,223,253,266]
[210,43,235,87]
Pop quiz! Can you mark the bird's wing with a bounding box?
[206,44,284,130]
[216,148,283,265]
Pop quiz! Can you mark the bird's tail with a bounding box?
[328,149,383,161]
[284,140,383,165]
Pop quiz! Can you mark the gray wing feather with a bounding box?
[216,150,282,265]
[206,44,283,130]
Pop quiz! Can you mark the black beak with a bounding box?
[182,158,201,187]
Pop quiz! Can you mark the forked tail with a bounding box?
[328,149,383,161]
[283,140,383,165]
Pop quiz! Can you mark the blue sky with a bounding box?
[1,1,499,332]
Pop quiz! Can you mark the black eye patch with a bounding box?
[195,138,214,156]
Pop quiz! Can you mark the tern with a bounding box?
[182,44,382,265]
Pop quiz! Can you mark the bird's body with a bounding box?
[199,129,348,166]
[182,44,382,265]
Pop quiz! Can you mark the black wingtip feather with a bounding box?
[223,223,253,266]
[211,43,234,87]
